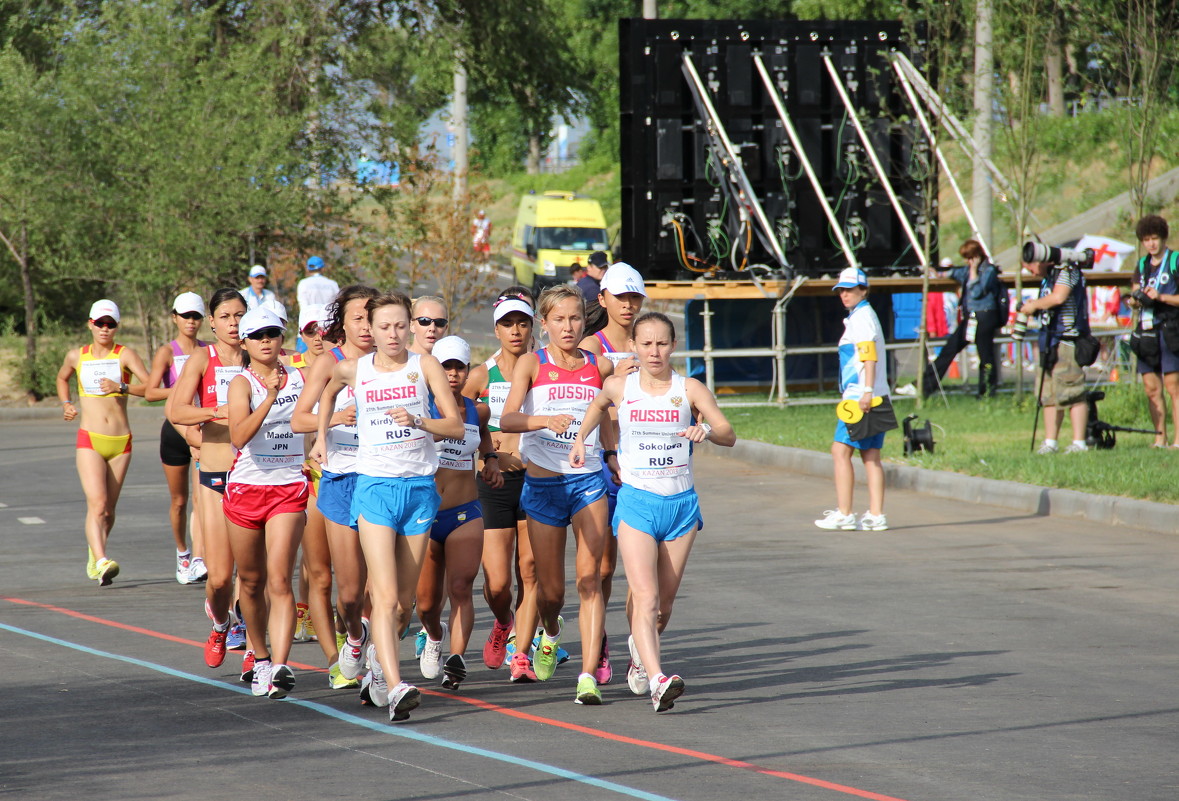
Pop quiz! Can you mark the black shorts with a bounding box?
[199,470,229,496]
[477,468,526,530]
[160,420,192,467]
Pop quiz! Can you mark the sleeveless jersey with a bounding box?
[78,344,130,398]
[431,395,481,472]
[478,354,511,432]
[617,371,694,495]
[594,330,636,368]
[354,352,436,478]
[324,347,360,474]
[520,348,602,474]
[199,344,243,408]
[228,366,306,485]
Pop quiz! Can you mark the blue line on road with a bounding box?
[3,621,681,801]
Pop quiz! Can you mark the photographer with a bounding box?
[921,239,1007,398]
[1127,214,1179,448]
[1020,258,1090,454]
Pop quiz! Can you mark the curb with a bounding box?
[728,439,1177,535]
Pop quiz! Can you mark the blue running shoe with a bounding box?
[414,627,427,658]
[226,621,247,651]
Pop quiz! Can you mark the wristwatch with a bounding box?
[413,415,424,428]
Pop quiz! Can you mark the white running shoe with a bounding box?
[626,635,649,695]
[419,623,447,680]
[894,382,918,397]
[860,512,889,531]
[251,660,272,698]
[338,621,368,680]
[1063,442,1089,454]
[651,674,685,712]
[1037,442,1059,455]
[814,510,857,530]
[389,682,421,723]
[176,552,193,585]
[360,644,389,707]
[187,556,208,583]
[268,664,295,699]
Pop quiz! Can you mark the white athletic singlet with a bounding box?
[323,347,360,474]
[520,348,601,474]
[478,354,511,432]
[228,367,306,485]
[354,352,436,478]
[617,371,694,496]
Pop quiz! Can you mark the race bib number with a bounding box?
[80,358,121,395]
[214,365,242,405]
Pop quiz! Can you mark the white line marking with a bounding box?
[19,517,45,525]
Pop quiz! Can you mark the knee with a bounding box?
[536,583,564,612]
[574,571,602,600]
[307,563,333,591]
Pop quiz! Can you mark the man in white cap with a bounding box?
[241,265,277,312]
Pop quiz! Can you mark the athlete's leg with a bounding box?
[415,538,446,641]
[264,511,305,666]
[226,520,269,660]
[163,462,190,553]
[302,500,336,664]
[327,519,367,642]
[76,448,113,560]
[481,525,518,626]
[199,485,235,625]
[618,522,660,677]
[189,465,205,560]
[515,517,567,658]
[444,517,484,656]
[569,498,609,675]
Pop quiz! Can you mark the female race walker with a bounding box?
[500,284,617,704]
[311,290,463,722]
[145,291,208,585]
[416,335,502,689]
[814,267,890,532]
[408,295,448,356]
[572,311,735,711]
[224,306,309,698]
[288,303,325,646]
[577,262,647,684]
[168,288,248,667]
[56,299,150,586]
[292,284,379,690]
[462,287,537,670]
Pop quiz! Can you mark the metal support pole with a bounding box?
[773,295,788,403]
[702,298,715,396]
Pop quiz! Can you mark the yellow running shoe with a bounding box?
[86,547,99,581]
[95,557,120,587]
[328,662,359,690]
[574,674,602,705]
[534,623,562,682]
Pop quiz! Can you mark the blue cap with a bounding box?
[833,267,868,290]
[307,256,324,271]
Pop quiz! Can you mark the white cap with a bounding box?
[261,298,287,322]
[239,306,286,337]
[432,335,471,366]
[939,257,954,269]
[249,265,267,278]
[599,262,648,297]
[833,267,869,290]
[493,298,535,323]
[298,303,326,334]
[172,292,205,316]
[88,299,120,323]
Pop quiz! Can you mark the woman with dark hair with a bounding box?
[1128,214,1179,447]
[921,239,1007,397]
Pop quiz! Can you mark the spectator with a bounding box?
[296,256,339,353]
[1127,214,1179,447]
[577,251,609,302]
[240,265,277,312]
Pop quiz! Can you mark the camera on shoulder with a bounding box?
[1021,241,1094,270]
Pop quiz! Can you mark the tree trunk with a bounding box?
[527,132,541,175]
[1045,16,1065,117]
[19,224,37,398]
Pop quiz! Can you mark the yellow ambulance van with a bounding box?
[510,190,609,289]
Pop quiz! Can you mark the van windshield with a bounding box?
[536,227,609,252]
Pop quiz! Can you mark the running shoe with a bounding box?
[651,674,685,712]
[240,650,256,683]
[389,682,421,723]
[204,625,229,668]
[534,624,561,682]
[268,664,295,699]
[226,620,247,651]
[574,674,602,705]
[419,623,447,680]
[503,634,516,667]
[338,621,368,680]
[441,654,467,690]
[626,635,649,695]
[860,512,889,531]
[1036,441,1059,455]
[188,556,208,583]
[1063,442,1089,454]
[328,662,359,690]
[529,616,570,665]
[593,633,612,685]
[814,510,857,530]
[509,652,536,683]
[335,629,346,653]
[483,618,512,669]
[414,627,427,658]
[95,557,120,587]
[176,551,193,585]
[294,603,312,642]
[251,659,272,697]
[86,547,99,581]
[360,645,389,707]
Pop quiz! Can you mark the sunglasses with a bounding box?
[176,311,203,321]
[414,316,448,328]
[92,319,118,329]
[246,327,284,341]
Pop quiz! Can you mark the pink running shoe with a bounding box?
[483,618,512,669]
[509,652,537,683]
[593,633,612,685]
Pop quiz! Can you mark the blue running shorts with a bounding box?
[317,470,358,528]
[834,420,885,451]
[613,484,702,543]
[521,472,608,528]
[430,498,483,543]
[351,475,440,536]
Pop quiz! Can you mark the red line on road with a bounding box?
[4,595,909,801]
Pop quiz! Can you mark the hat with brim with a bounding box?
[432,335,471,366]
[249,265,267,278]
[493,298,535,324]
[172,292,205,316]
[599,262,648,297]
[298,304,326,334]
[89,299,120,323]
[239,306,286,337]
[833,267,869,290]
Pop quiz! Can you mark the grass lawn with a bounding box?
[726,382,1179,504]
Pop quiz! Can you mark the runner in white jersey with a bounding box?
[414,336,503,690]
[311,290,463,723]
[145,291,208,585]
[577,261,647,685]
[500,285,618,704]
[292,284,379,691]
[223,306,309,700]
[571,311,735,713]
[462,287,537,671]
[168,288,248,671]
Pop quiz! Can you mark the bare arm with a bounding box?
[56,348,80,421]
[144,344,173,402]
[169,347,220,426]
[120,347,151,398]
[411,356,464,440]
[227,373,273,450]
[570,376,624,468]
[684,377,736,447]
[499,353,553,434]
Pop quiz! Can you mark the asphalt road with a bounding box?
[1,414,1177,801]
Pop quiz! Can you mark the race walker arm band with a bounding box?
[856,340,878,362]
